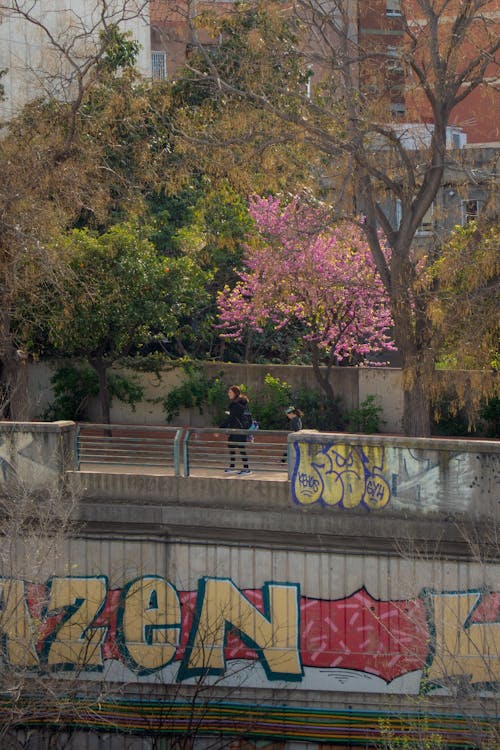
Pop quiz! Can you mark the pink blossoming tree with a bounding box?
[218,195,395,420]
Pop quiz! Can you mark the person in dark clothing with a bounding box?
[221,385,251,475]
[285,405,303,431]
[282,406,303,464]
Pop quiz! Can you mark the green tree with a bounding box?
[0,22,170,420]
[45,223,210,423]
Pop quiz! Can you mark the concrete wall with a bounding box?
[29,360,404,432]
[0,420,74,489]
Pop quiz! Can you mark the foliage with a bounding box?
[218,194,394,418]
[99,26,141,73]
[44,364,144,421]
[163,368,345,431]
[162,363,227,424]
[0,55,174,417]
[428,220,499,372]
[184,0,499,436]
[480,397,500,439]
[432,395,500,439]
[41,222,210,422]
[346,395,385,435]
[47,224,183,357]
[249,374,292,430]
[218,195,394,361]
[378,714,444,750]
[44,364,100,421]
[292,387,344,432]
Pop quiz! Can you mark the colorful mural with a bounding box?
[1,575,498,694]
[290,438,500,512]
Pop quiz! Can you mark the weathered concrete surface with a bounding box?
[0,420,74,488]
[289,431,500,518]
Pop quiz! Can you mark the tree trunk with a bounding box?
[402,372,432,437]
[311,348,344,429]
[396,321,434,437]
[89,355,111,424]
[0,349,31,421]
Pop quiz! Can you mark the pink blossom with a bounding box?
[217,195,395,363]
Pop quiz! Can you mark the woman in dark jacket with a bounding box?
[221,385,251,475]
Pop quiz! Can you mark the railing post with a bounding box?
[183,430,191,477]
[173,428,183,477]
[74,424,81,471]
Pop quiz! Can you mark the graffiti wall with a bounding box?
[1,574,498,694]
[290,435,500,514]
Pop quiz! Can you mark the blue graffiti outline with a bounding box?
[40,575,109,672]
[291,441,391,510]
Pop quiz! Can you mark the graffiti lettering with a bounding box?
[0,577,498,694]
[118,576,181,674]
[0,578,38,667]
[44,576,108,669]
[427,591,500,685]
[292,442,391,510]
[180,578,302,681]
[298,472,320,492]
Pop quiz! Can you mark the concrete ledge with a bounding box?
[0,419,75,433]
[75,496,493,560]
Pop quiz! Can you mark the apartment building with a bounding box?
[0,0,151,121]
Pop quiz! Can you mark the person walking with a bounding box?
[282,406,303,464]
[221,385,252,475]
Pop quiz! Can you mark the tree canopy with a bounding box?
[218,194,395,418]
[44,223,210,423]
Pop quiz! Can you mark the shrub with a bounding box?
[162,363,227,424]
[44,363,144,421]
[346,395,385,434]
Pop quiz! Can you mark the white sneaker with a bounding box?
[224,468,238,474]
[238,470,252,475]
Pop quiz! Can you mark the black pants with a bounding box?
[228,436,248,469]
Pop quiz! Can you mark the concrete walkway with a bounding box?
[79,462,289,481]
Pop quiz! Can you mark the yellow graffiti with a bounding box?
[47,577,107,667]
[0,578,38,667]
[186,579,301,677]
[427,592,500,684]
[122,576,181,671]
[292,441,390,510]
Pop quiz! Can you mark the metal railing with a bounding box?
[75,424,182,474]
[182,428,289,477]
[74,424,291,477]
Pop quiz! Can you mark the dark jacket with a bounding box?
[289,415,302,432]
[222,397,249,441]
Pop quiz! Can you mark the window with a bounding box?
[461,199,480,225]
[151,51,167,81]
[386,0,401,15]
[416,204,434,234]
[390,102,406,118]
[305,67,314,100]
[395,199,402,229]
[387,45,403,71]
